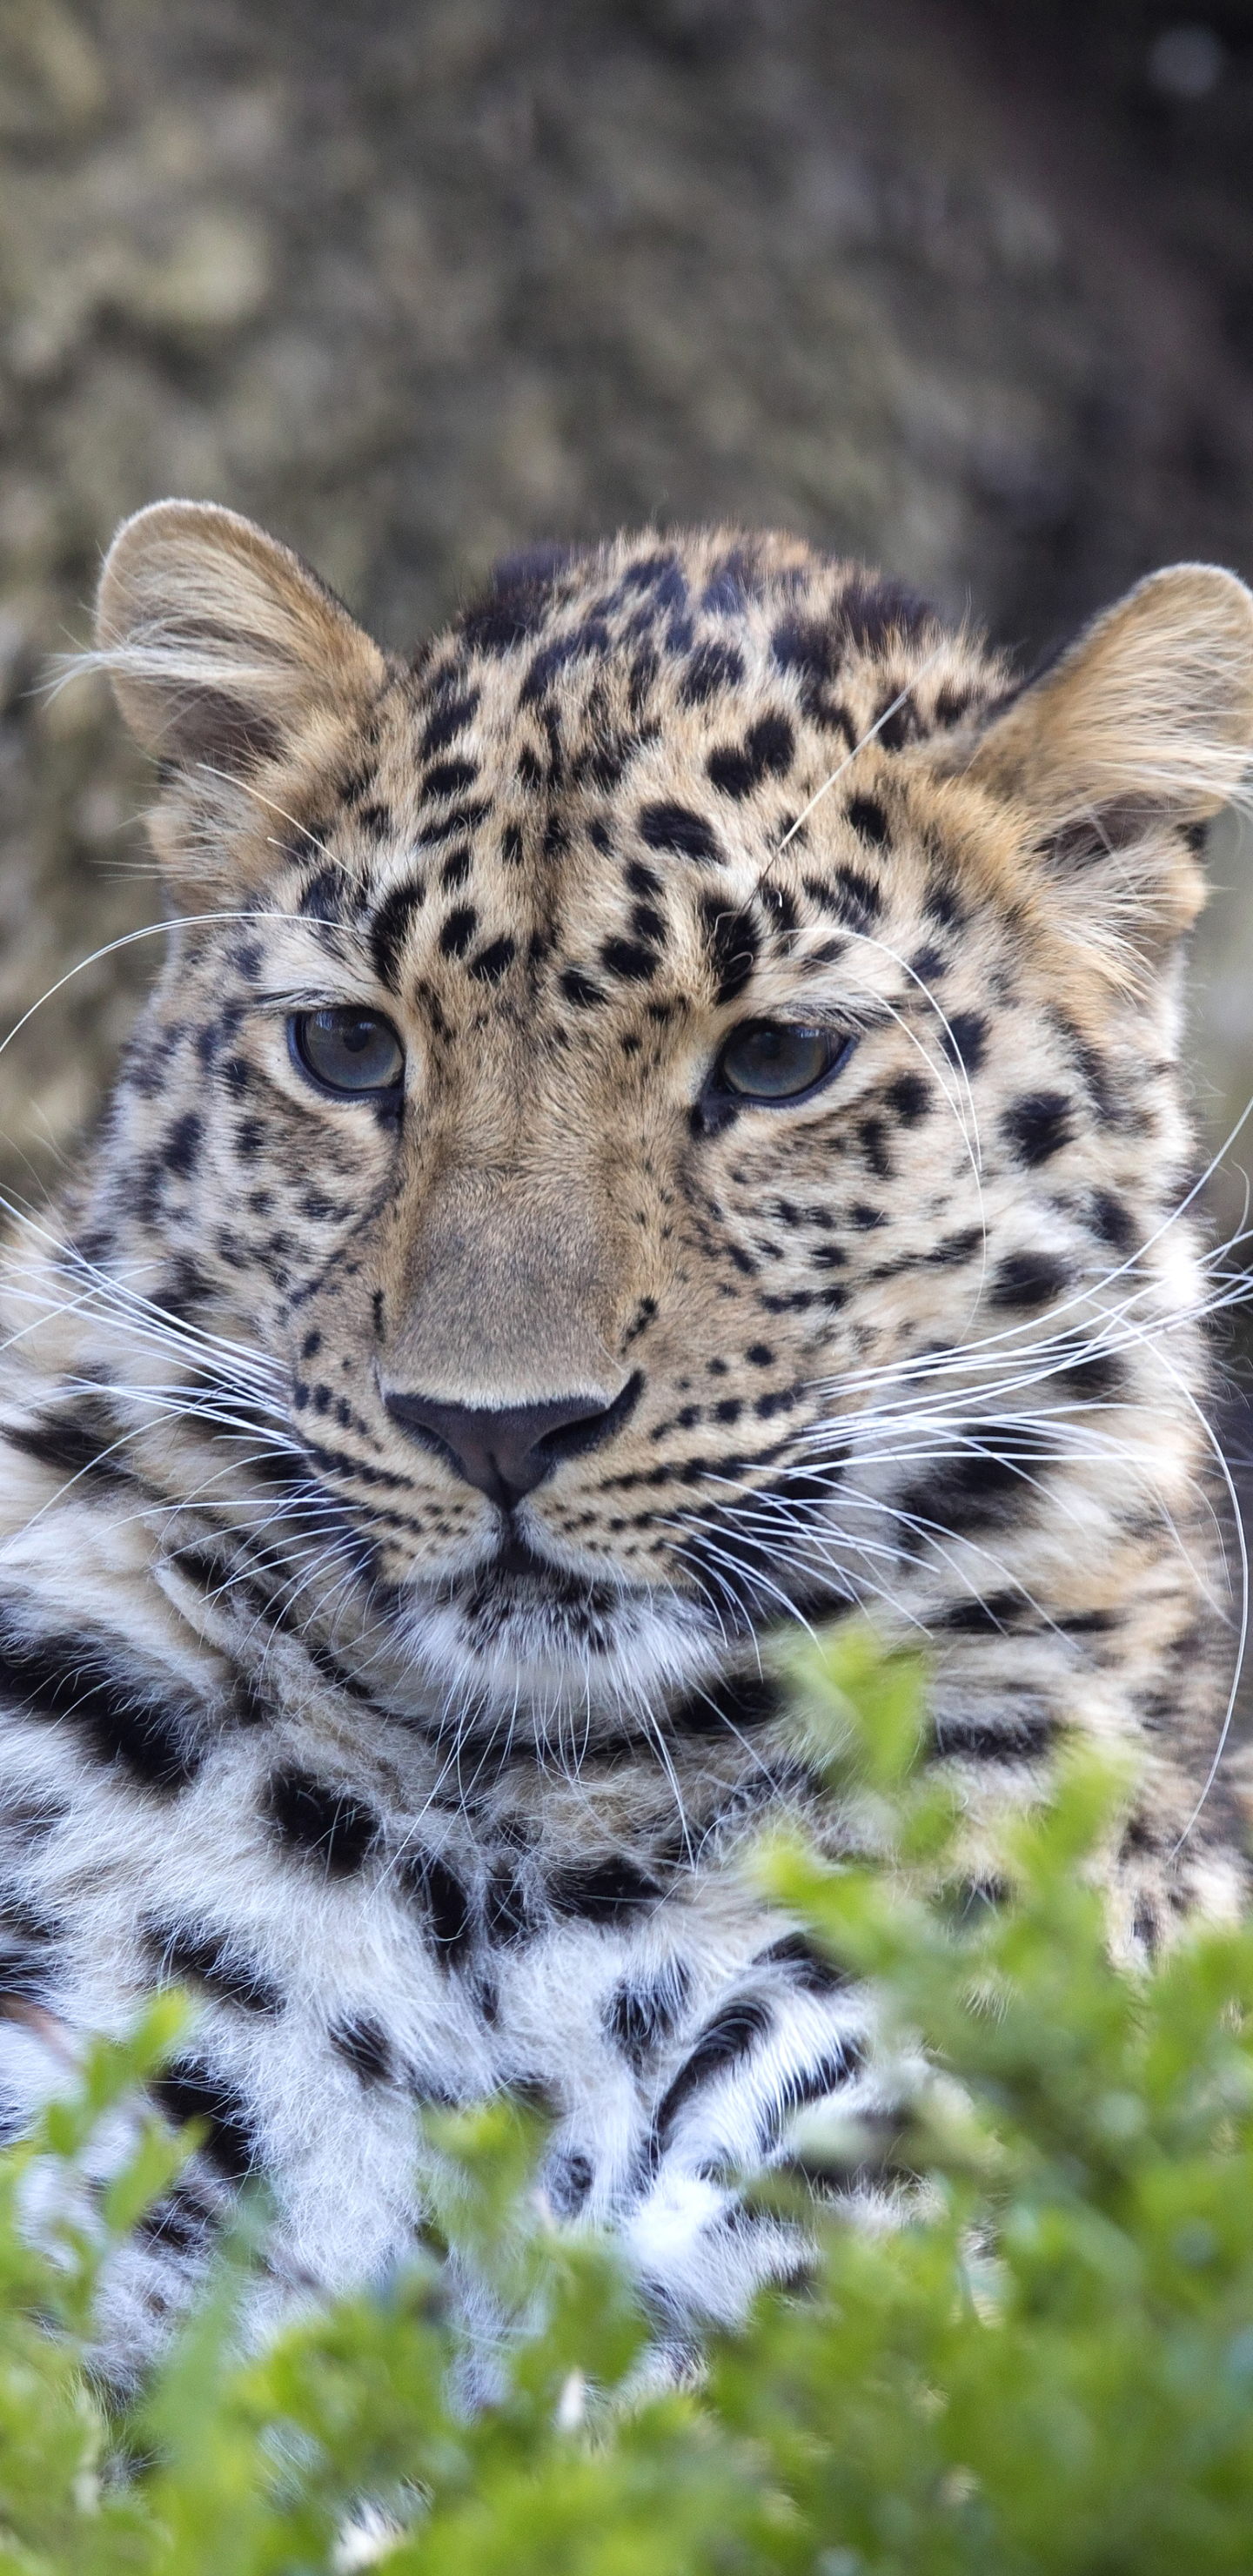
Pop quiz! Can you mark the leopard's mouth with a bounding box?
[425,1505,845,1654]
[442,1523,636,1654]
[365,1513,725,1724]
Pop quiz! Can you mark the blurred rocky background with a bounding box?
[1,0,1252,1242]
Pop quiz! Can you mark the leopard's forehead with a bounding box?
[269,528,1012,1030]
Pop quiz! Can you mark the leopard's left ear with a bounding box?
[94,500,388,776]
[962,563,1253,972]
[88,500,392,889]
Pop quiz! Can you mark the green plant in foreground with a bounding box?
[3,1628,1253,2573]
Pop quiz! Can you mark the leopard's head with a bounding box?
[82,503,1253,1736]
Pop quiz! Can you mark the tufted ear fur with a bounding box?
[92,500,388,784]
[962,563,1253,978]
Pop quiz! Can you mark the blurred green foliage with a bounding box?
[4,1627,1253,2573]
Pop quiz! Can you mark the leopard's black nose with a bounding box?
[383,1375,642,1509]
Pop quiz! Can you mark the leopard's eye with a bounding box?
[713,1021,850,1104]
[290,1009,405,1097]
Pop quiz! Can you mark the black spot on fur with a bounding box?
[1056,1350,1127,1403]
[874,694,922,752]
[263,1767,380,1875]
[419,801,489,847]
[988,1251,1069,1310]
[152,2062,257,2181]
[927,1225,982,1268]
[573,727,655,792]
[604,1961,690,2070]
[469,936,516,983]
[834,868,883,929]
[943,1011,988,1075]
[899,1448,1032,1541]
[771,615,854,733]
[6,1397,126,1489]
[144,1921,282,2014]
[401,1852,474,1963]
[163,1112,202,1177]
[0,1895,61,2004]
[420,693,479,759]
[630,909,664,963]
[458,568,560,654]
[560,966,605,1007]
[923,875,967,929]
[330,2012,394,2086]
[668,1671,781,1735]
[700,896,759,1003]
[755,1930,851,1994]
[847,795,888,847]
[0,1625,202,1792]
[519,627,607,707]
[858,1116,892,1179]
[767,2043,863,2143]
[772,616,837,681]
[620,551,688,609]
[935,1591,1024,1633]
[883,1071,931,1124]
[707,714,795,800]
[439,905,479,959]
[1090,1191,1137,1254]
[702,550,759,614]
[137,2176,217,2258]
[423,757,478,800]
[839,575,935,654]
[1002,1090,1075,1167]
[370,879,425,989]
[680,641,746,704]
[639,802,720,864]
[803,869,881,934]
[935,687,977,728]
[298,866,347,925]
[600,937,658,983]
[548,1857,663,1920]
[654,1998,773,2148]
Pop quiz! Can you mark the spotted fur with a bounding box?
[2,505,1252,2381]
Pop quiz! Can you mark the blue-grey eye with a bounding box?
[290,1009,405,1097]
[714,1021,848,1104]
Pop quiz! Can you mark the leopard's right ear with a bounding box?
[954,563,1253,982]
[92,500,388,782]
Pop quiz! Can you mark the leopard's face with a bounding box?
[84,515,1240,1730]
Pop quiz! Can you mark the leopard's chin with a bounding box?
[385,1540,727,1730]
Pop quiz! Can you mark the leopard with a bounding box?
[0,499,1250,2390]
